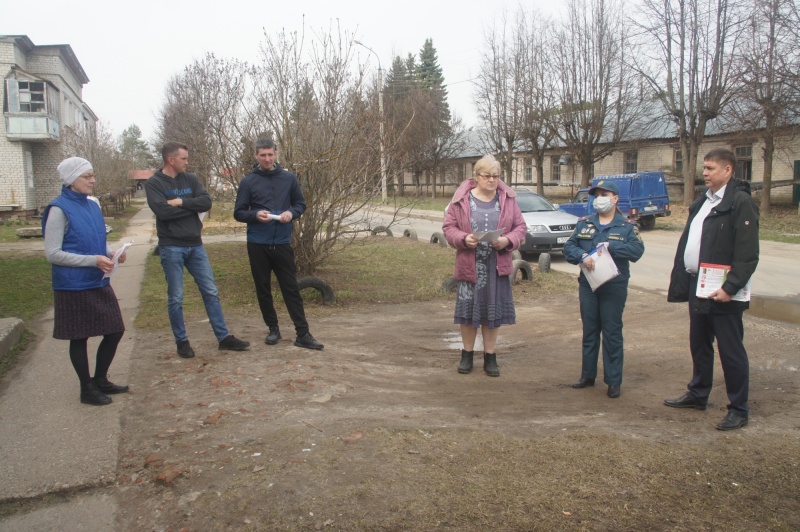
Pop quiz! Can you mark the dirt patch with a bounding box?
[115,289,800,530]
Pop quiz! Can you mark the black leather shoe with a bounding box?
[177,340,195,358]
[80,381,112,406]
[663,393,708,410]
[716,411,748,431]
[607,385,620,398]
[295,332,324,350]
[571,377,595,389]
[219,335,251,351]
[93,375,129,394]
[457,350,474,374]
[265,327,281,345]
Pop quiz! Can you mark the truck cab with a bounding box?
[558,172,671,229]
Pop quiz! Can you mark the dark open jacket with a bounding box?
[667,179,759,314]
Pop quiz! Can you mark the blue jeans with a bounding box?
[159,245,229,343]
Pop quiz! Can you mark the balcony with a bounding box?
[4,114,60,141]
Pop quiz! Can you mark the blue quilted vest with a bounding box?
[42,187,109,291]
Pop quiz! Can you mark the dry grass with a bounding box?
[168,426,800,531]
[135,236,574,330]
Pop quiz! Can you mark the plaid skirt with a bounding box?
[53,284,125,340]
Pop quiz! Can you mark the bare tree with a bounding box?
[249,24,383,275]
[518,9,558,195]
[732,0,800,214]
[155,54,253,194]
[62,122,132,195]
[550,0,646,188]
[635,0,745,205]
[475,12,526,181]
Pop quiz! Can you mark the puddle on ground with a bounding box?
[443,332,483,351]
[749,296,800,325]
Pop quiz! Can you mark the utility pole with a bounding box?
[355,40,388,203]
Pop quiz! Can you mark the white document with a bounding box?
[579,242,620,291]
[696,263,752,302]
[267,213,282,220]
[104,241,134,279]
[473,227,505,243]
[198,211,208,222]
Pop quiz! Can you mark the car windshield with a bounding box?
[516,193,556,213]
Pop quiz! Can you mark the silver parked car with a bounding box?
[514,188,579,254]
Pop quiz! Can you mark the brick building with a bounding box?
[1,35,97,218]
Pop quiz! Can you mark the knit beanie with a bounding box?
[57,157,93,186]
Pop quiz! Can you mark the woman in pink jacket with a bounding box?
[443,155,527,377]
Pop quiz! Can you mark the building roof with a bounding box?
[129,169,155,181]
[0,35,89,85]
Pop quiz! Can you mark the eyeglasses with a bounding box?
[78,173,96,180]
[477,173,500,180]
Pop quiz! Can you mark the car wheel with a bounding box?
[371,225,393,236]
[403,228,418,240]
[297,276,335,304]
[538,252,552,273]
[512,259,533,283]
[639,215,656,230]
[430,232,448,247]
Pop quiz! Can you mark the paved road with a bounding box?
[363,206,799,300]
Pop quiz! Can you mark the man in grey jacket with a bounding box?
[146,142,250,357]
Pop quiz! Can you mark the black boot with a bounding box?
[457,350,474,374]
[80,380,112,406]
[483,353,499,377]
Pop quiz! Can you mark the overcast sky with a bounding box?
[4,0,561,144]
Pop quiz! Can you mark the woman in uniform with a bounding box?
[442,154,526,377]
[563,180,644,398]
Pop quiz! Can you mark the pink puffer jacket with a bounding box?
[442,179,527,283]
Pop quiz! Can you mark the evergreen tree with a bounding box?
[118,124,153,168]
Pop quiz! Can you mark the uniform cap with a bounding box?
[588,180,620,196]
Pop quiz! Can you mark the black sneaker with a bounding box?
[294,332,324,350]
[219,335,250,351]
[265,327,281,345]
[177,340,195,358]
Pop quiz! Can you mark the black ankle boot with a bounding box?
[458,350,474,374]
[483,353,499,377]
[80,380,112,406]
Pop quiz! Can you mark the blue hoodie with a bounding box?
[233,163,306,245]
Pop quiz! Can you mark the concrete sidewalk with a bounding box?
[0,203,154,529]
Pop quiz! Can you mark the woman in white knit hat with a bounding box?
[41,157,129,406]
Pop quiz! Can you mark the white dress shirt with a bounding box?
[683,184,727,273]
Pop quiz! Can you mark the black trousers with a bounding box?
[246,242,308,336]
[687,276,749,415]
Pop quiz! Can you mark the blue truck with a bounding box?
[558,171,671,229]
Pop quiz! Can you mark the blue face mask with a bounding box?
[593,196,614,213]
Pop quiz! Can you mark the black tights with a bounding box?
[68,331,124,384]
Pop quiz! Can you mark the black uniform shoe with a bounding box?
[219,335,251,351]
[294,332,324,350]
[663,393,708,410]
[177,340,195,358]
[483,353,499,377]
[716,411,748,431]
[571,377,595,389]
[457,350,474,374]
[80,381,112,406]
[607,385,621,398]
[93,375,129,394]
[265,327,281,345]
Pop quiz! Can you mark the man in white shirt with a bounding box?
[664,148,759,431]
